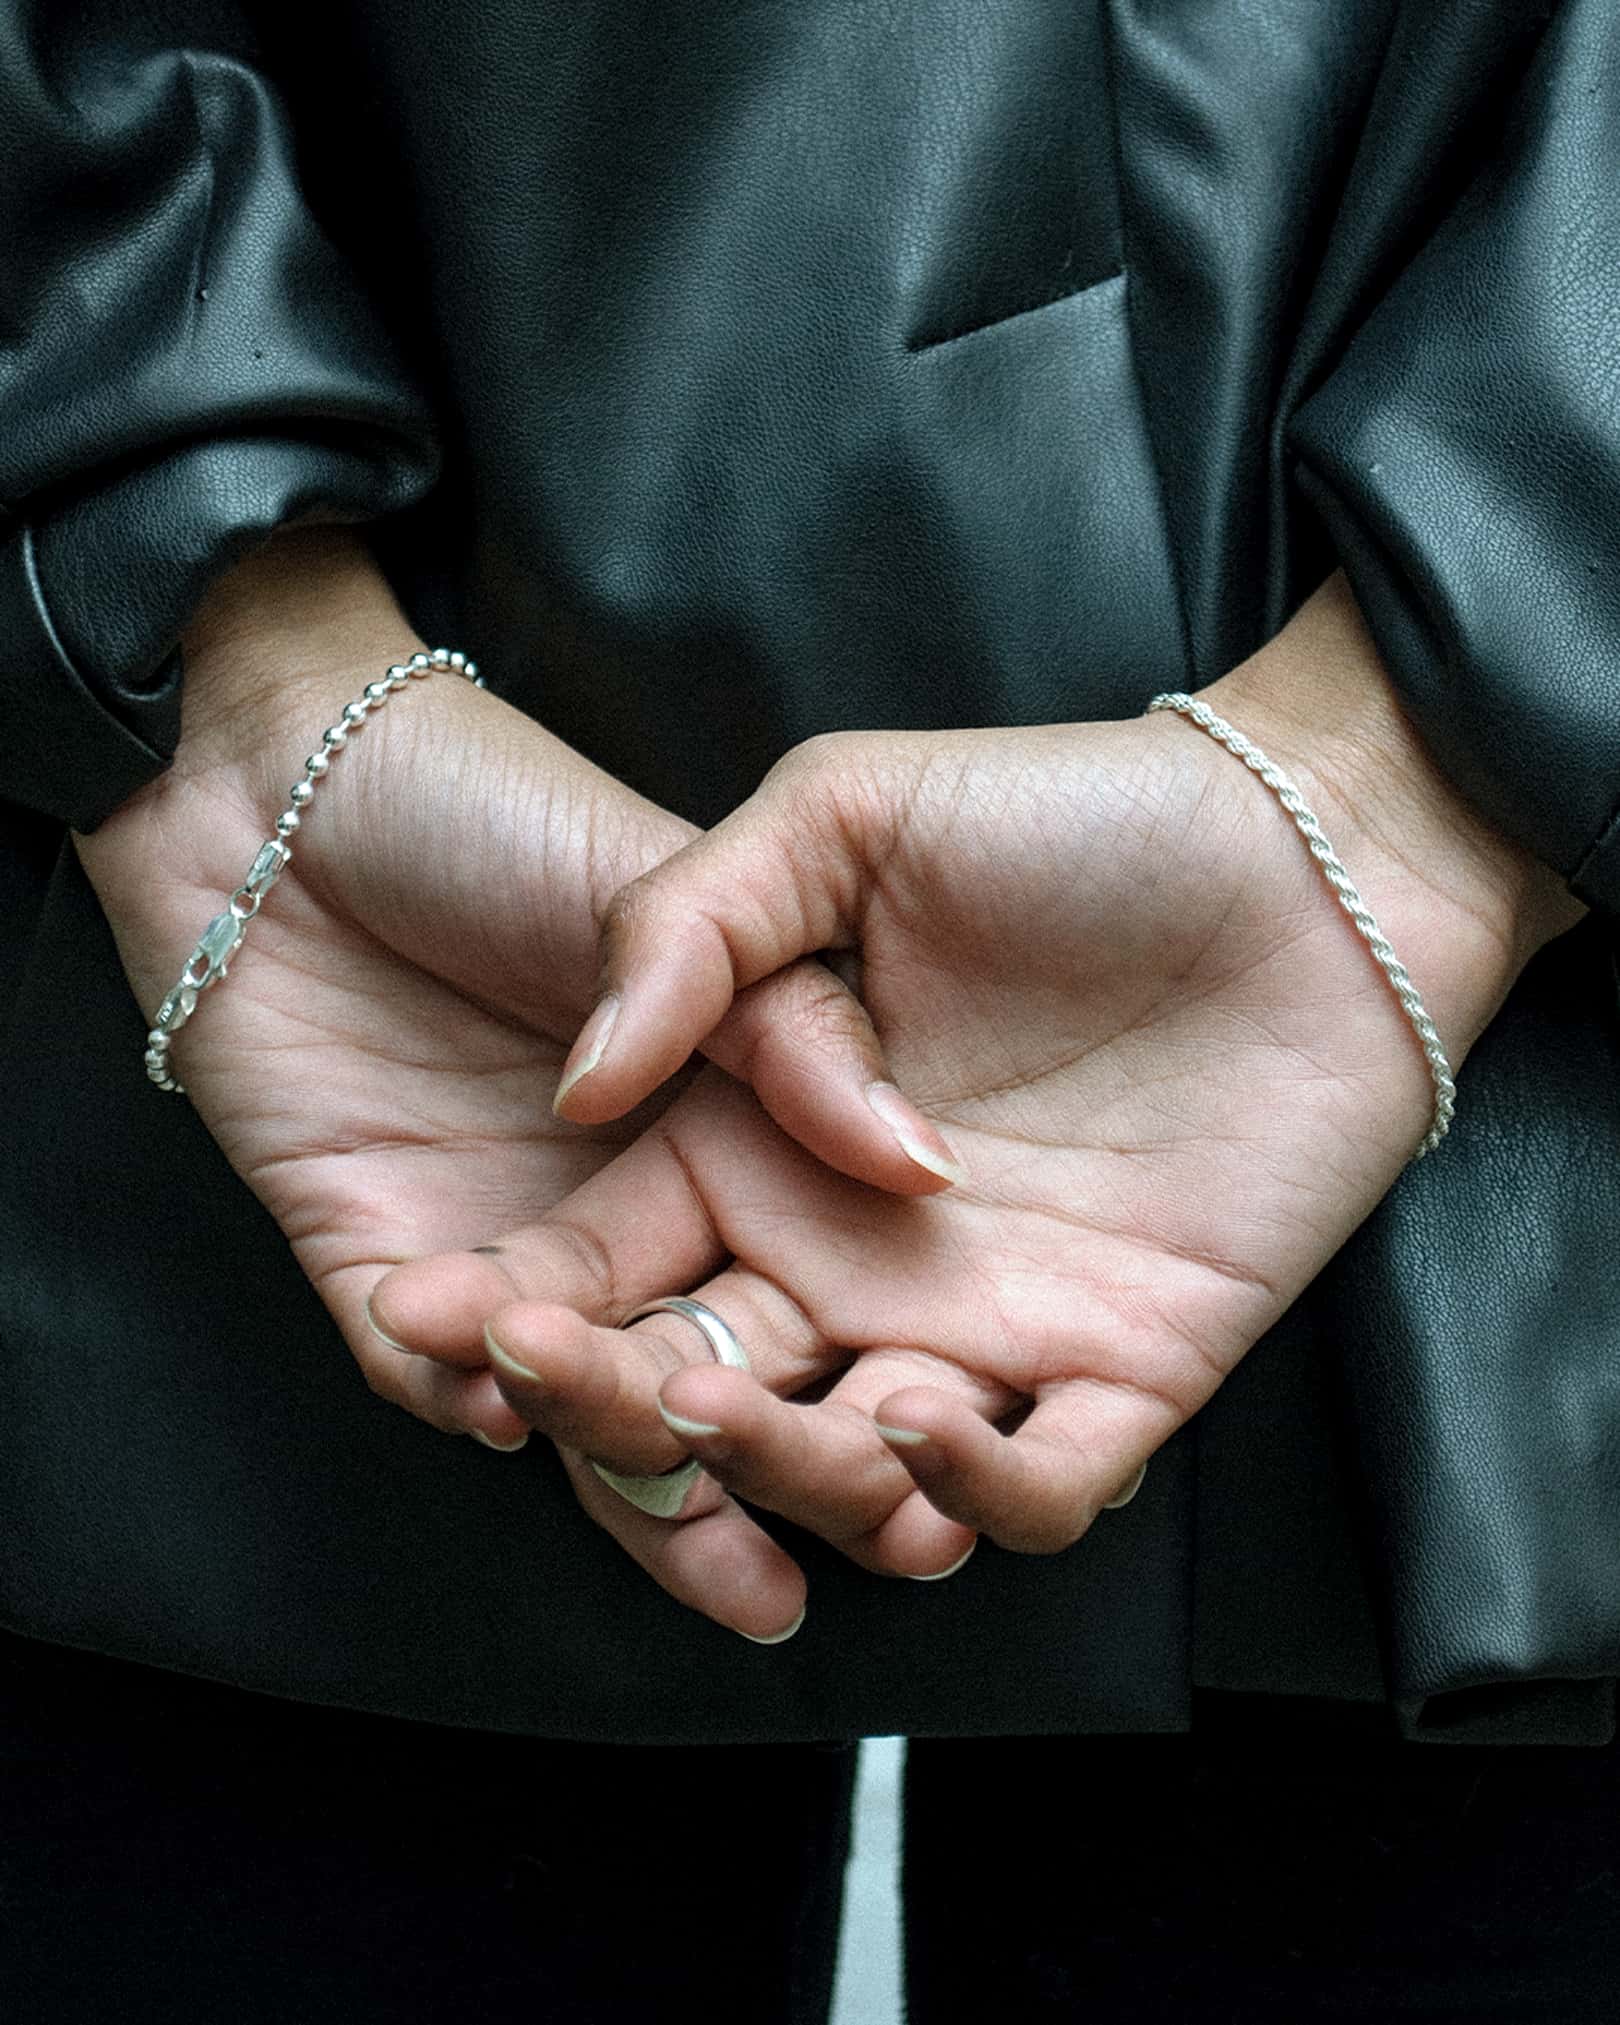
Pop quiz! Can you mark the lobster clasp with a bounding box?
[182,910,247,992]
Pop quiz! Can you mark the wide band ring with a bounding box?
[588,1297,752,1519]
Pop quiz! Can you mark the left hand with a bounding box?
[375,575,1584,1617]
[76,527,963,1645]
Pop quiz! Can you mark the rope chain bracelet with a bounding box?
[1146,690,1456,1160]
[145,647,485,1095]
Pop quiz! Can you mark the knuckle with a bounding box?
[750,965,873,1073]
[761,736,871,848]
[621,1320,696,1382]
[543,1216,624,1317]
[767,729,850,785]
[597,874,663,959]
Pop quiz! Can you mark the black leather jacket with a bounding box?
[2,0,1616,1746]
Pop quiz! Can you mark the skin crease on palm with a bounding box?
[79,528,1586,1643]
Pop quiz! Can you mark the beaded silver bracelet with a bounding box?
[1146,690,1456,1160]
[145,647,485,1095]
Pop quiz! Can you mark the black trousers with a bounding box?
[2,1627,1616,2023]
[904,1699,1620,2023]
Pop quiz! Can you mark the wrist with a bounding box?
[166,524,427,788]
[82,523,438,890]
[74,524,453,998]
[1193,573,1586,1063]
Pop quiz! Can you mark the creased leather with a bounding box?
[1289,0,1620,912]
[0,0,1615,1746]
[0,2,440,824]
[1324,918,1620,1748]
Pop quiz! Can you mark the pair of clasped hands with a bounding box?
[78,529,1583,1642]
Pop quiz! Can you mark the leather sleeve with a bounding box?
[1288,0,1620,918]
[0,2,441,832]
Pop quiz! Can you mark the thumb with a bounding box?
[551,733,965,1191]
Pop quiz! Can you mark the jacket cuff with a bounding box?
[1571,805,1620,916]
[0,16,445,833]
[0,422,439,833]
[1285,0,1620,921]
[1289,458,1620,922]
[0,519,178,832]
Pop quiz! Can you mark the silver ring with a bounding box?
[589,1297,752,1519]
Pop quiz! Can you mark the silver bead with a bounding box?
[139,642,483,1098]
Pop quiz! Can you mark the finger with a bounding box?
[552,732,900,1121]
[483,1263,828,1477]
[561,1451,808,1645]
[363,1109,734,1369]
[656,1364,980,1579]
[700,957,966,1196]
[869,1381,1168,1554]
[331,1267,535,1448]
[658,1336,1010,1577]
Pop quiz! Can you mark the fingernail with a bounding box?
[365,1293,412,1355]
[552,994,621,1114]
[864,1082,966,1186]
[1101,1461,1148,1510]
[471,1429,530,1452]
[876,1422,929,1447]
[658,1401,724,1440]
[909,1542,977,1582]
[483,1323,542,1384]
[739,1605,806,1646]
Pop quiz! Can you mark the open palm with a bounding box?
[77,639,917,1461]
[377,676,1512,1636]
[75,664,714,1442]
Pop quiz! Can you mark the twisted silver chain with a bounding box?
[145,647,484,1095]
[1147,690,1455,1160]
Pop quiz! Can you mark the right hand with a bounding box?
[374,575,1584,1639]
